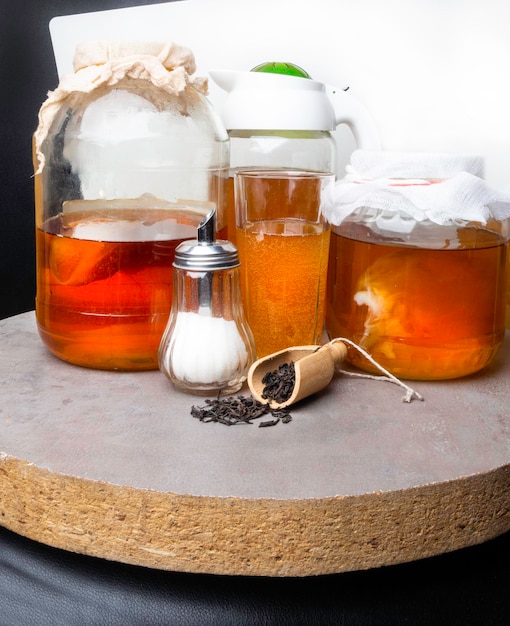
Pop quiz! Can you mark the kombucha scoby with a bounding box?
[36,208,201,370]
[326,227,506,380]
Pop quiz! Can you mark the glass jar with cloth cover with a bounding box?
[325,150,510,380]
[33,41,229,370]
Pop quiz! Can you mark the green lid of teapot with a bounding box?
[250,61,311,79]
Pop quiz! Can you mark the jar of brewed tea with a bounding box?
[33,41,229,370]
[325,151,510,380]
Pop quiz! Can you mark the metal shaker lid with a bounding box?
[173,209,240,271]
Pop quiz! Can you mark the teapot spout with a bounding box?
[208,69,240,93]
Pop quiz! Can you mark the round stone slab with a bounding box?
[0,312,509,576]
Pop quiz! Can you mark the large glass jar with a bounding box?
[33,41,229,371]
[326,152,509,380]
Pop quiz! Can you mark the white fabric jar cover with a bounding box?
[34,41,208,174]
[325,150,510,228]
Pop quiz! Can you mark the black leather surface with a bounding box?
[1,524,509,626]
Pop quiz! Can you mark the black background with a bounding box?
[0,0,163,320]
[1,1,509,624]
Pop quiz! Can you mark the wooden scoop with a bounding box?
[247,341,348,409]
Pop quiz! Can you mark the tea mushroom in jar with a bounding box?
[325,151,510,380]
[33,41,229,370]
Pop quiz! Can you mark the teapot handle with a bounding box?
[325,84,381,150]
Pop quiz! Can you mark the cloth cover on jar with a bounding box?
[34,41,208,174]
[325,150,510,228]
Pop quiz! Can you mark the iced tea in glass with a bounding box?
[235,169,333,357]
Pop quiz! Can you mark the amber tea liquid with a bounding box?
[326,228,507,380]
[237,219,330,357]
[235,170,333,357]
[36,208,202,370]
[506,246,510,328]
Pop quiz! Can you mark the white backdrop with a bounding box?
[50,0,510,190]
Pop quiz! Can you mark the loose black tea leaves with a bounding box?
[261,361,296,404]
[191,394,292,427]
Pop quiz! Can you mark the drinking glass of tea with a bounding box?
[235,169,334,357]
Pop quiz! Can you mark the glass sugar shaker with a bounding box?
[159,209,256,395]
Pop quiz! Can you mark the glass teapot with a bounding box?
[209,62,380,241]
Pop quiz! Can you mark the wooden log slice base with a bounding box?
[1,312,509,577]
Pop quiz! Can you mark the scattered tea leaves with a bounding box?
[191,394,292,427]
[258,417,280,428]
